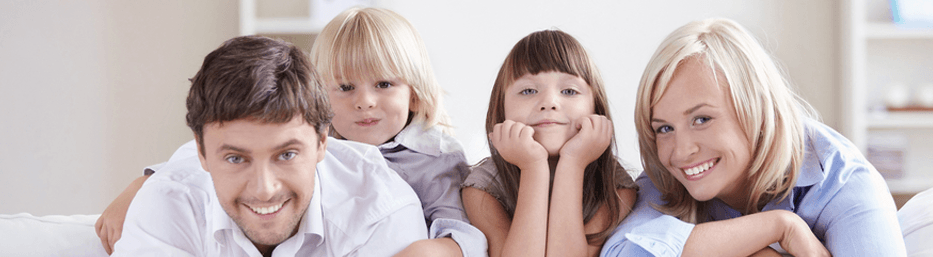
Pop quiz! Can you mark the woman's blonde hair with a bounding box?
[309,7,451,134]
[487,30,629,244]
[634,18,817,223]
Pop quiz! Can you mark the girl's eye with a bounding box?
[561,88,579,95]
[278,151,297,161]
[338,84,354,92]
[376,81,393,89]
[225,155,244,164]
[519,88,537,95]
[693,116,711,126]
[655,125,673,134]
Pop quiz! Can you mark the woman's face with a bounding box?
[649,59,753,209]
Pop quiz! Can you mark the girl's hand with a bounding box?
[559,115,612,169]
[490,120,548,170]
[775,210,831,257]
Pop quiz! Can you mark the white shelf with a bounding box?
[865,22,933,39]
[886,177,933,194]
[867,111,933,129]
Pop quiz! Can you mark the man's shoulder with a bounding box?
[318,138,423,230]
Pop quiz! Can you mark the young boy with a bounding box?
[110,36,427,256]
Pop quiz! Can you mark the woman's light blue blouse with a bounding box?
[601,119,906,256]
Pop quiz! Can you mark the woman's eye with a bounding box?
[225,155,244,164]
[693,116,711,126]
[278,151,297,161]
[655,125,673,134]
[561,88,579,95]
[376,81,393,89]
[338,84,354,92]
[519,88,537,95]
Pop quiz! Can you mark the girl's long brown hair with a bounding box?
[485,30,629,244]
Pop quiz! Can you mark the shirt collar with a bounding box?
[208,172,325,252]
[378,121,443,156]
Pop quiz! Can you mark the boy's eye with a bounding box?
[519,88,537,95]
[338,84,354,92]
[561,88,579,95]
[654,125,673,134]
[225,155,244,164]
[278,151,297,161]
[376,81,393,89]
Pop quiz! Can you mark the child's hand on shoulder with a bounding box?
[559,115,612,169]
[490,120,548,170]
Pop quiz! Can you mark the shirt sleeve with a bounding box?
[601,173,694,257]
[812,157,907,256]
[430,218,488,257]
[111,178,206,257]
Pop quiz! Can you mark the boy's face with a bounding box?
[197,117,327,249]
[326,77,414,146]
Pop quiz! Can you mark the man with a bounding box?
[111,36,427,256]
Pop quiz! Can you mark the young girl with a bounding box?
[462,30,637,257]
[308,7,484,257]
[601,18,905,256]
[96,7,486,257]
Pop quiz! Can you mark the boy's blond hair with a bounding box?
[309,7,451,134]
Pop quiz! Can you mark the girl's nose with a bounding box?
[538,91,559,111]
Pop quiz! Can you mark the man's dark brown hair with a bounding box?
[186,35,332,154]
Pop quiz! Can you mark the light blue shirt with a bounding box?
[114,139,428,257]
[601,119,906,256]
[377,122,488,257]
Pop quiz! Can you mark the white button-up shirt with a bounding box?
[113,138,427,257]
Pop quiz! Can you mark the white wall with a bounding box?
[0,0,838,215]
[0,1,237,215]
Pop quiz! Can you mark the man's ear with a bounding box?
[195,135,210,173]
[316,130,328,164]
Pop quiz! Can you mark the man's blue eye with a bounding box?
[279,152,297,161]
[225,155,244,164]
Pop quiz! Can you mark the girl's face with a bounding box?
[503,71,595,156]
[650,60,752,208]
[327,77,414,146]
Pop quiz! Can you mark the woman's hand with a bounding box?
[559,115,612,169]
[490,120,548,170]
[776,210,831,257]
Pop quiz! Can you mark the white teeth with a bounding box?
[684,160,715,176]
[249,202,284,215]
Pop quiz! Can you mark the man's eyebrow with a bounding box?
[272,139,304,151]
[218,144,249,154]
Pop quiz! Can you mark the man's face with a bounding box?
[197,117,326,249]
